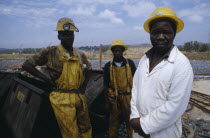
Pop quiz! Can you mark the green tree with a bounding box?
[192,41,200,51]
[178,46,184,51]
[183,41,193,52]
[199,43,209,52]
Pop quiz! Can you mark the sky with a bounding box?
[0,0,210,49]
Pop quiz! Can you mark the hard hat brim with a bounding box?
[144,15,184,33]
[108,45,128,51]
[55,23,79,32]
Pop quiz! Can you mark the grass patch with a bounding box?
[183,51,210,61]
[0,54,33,60]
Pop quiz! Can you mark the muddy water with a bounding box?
[1,59,210,73]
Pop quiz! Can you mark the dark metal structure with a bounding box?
[190,90,210,113]
[0,70,108,138]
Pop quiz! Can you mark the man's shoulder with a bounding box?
[45,45,58,51]
[125,58,134,65]
[105,61,111,65]
[104,61,111,68]
[176,47,190,62]
[26,45,59,66]
[74,48,86,56]
[37,45,58,54]
[74,48,81,53]
[127,58,135,63]
[174,47,192,68]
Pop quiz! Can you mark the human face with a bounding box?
[58,31,74,48]
[111,46,124,61]
[150,21,175,50]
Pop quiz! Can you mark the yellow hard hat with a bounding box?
[108,39,128,51]
[56,17,79,32]
[144,7,184,33]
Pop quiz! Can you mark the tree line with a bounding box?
[1,41,209,54]
[178,41,210,52]
[0,46,109,54]
[79,45,109,52]
[0,48,44,54]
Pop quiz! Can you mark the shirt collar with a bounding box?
[146,45,174,60]
[112,57,127,66]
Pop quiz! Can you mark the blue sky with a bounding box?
[0,0,210,49]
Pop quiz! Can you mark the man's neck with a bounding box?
[149,45,173,72]
[113,57,123,62]
[153,46,171,58]
[62,45,73,53]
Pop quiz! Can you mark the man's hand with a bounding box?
[130,118,141,132]
[130,118,150,138]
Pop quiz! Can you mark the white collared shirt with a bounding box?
[130,46,193,138]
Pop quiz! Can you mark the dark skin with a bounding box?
[111,46,125,62]
[22,31,75,87]
[130,20,176,137]
[58,31,74,54]
[149,20,176,72]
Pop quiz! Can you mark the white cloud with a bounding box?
[58,0,123,5]
[133,25,143,31]
[161,0,171,7]
[68,6,96,16]
[24,17,55,28]
[93,0,123,4]
[14,0,53,7]
[98,9,124,24]
[0,5,59,17]
[78,22,115,29]
[178,9,191,17]
[123,1,156,17]
[188,15,203,23]
[178,3,210,23]
[0,4,60,28]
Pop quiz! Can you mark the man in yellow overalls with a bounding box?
[22,17,92,138]
[103,39,136,138]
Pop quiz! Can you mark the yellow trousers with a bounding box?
[108,95,132,138]
[50,92,92,138]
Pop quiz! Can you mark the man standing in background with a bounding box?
[104,39,136,138]
[130,7,193,138]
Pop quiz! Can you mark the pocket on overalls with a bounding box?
[108,88,117,104]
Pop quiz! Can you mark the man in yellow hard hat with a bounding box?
[103,39,136,138]
[22,17,92,138]
[130,7,193,138]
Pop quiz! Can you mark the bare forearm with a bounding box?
[22,61,53,84]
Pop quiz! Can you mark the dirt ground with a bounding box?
[185,79,210,121]
[192,78,210,95]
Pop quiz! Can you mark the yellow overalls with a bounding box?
[49,45,92,138]
[108,60,133,138]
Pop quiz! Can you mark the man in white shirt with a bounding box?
[130,7,193,138]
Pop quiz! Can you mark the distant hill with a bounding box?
[0,48,6,51]
[127,43,152,46]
